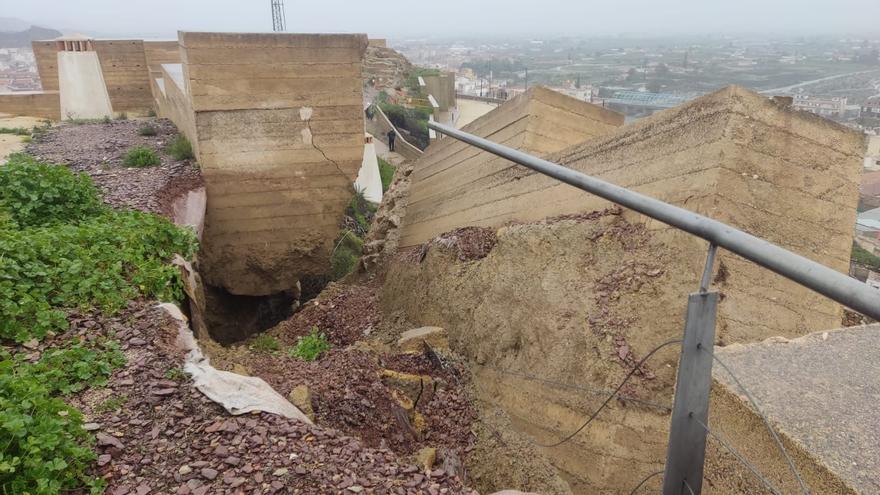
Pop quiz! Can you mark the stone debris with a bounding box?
[397,327,450,353]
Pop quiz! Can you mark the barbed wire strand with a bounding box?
[536,339,682,448]
[694,416,783,495]
[708,350,809,495]
[473,363,672,412]
[628,470,664,495]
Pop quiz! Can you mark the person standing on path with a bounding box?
[387,130,396,152]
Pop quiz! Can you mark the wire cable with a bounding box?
[694,416,783,495]
[628,470,664,495]
[474,363,672,412]
[683,479,696,495]
[537,338,682,448]
[709,350,809,495]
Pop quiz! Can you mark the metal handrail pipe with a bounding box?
[428,121,880,321]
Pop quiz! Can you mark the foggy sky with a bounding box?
[2,0,879,39]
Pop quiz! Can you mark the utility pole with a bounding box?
[524,68,528,92]
[271,0,286,32]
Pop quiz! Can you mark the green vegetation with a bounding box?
[137,124,158,136]
[0,153,193,493]
[331,230,364,280]
[288,327,330,362]
[146,109,157,118]
[95,395,128,414]
[164,367,187,382]
[852,241,880,271]
[405,66,441,92]
[0,127,31,136]
[249,334,281,353]
[378,157,395,193]
[378,102,432,150]
[115,112,128,121]
[123,145,161,167]
[0,154,197,342]
[0,355,105,494]
[166,135,194,161]
[20,135,32,144]
[17,339,125,395]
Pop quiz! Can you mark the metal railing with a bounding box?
[427,120,880,494]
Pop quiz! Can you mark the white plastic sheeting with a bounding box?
[158,303,312,424]
[355,134,383,204]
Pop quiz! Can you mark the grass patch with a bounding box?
[852,241,880,271]
[288,327,330,361]
[249,334,281,353]
[331,230,364,280]
[0,127,30,136]
[115,112,128,121]
[20,135,32,143]
[137,125,158,136]
[378,157,395,192]
[95,394,128,414]
[123,145,161,167]
[166,135,194,160]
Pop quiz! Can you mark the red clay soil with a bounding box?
[273,283,383,347]
[54,301,476,494]
[26,119,203,218]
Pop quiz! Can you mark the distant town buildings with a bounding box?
[792,93,848,118]
[862,95,880,119]
[0,47,40,92]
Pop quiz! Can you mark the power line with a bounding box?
[536,339,682,448]
[694,416,783,495]
[708,350,809,495]
[628,470,664,494]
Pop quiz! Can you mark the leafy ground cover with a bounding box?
[0,153,196,492]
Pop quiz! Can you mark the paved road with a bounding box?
[760,69,880,94]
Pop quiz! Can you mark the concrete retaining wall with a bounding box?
[32,41,59,91]
[400,86,625,246]
[367,104,424,161]
[178,31,368,296]
[0,91,60,120]
[423,72,456,112]
[93,40,153,115]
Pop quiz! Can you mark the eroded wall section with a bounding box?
[179,32,368,296]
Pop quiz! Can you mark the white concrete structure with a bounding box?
[356,134,383,204]
[58,51,113,120]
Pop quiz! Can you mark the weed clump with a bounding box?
[288,327,330,361]
[167,135,194,160]
[250,334,281,353]
[137,124,158,136]
[123,145,161,167]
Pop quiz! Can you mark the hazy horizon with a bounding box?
[1,0,879,40]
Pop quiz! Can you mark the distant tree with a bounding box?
[656,63,670,77]
[646,80,662,93]
[683,52,689,69]
[575,74,582,89]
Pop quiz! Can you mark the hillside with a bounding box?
[0,24,62,48]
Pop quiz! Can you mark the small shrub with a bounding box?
[146,109,157,117]
[250,334,280,353]
[164,367,187,382]
[0,153,103,227]
[852,241,880,271]
[166,135,194,161]
[288,327,330,361]
[115,112,128,121]
[378,157,395,192]
[331,230,363,280]
[137,125,158,136]
[20,135,32,143]
[0,351,106,494]
[102,116,112,124]
[123,146,161,167]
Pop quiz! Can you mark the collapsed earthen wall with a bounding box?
[399,86,624,246]
[143,41,181,75]
[0,91,60,120]
[179,32,368,296]
[381,86,864,493]
[93,40,153,114]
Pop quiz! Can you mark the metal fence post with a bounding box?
[662,290,718,495]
